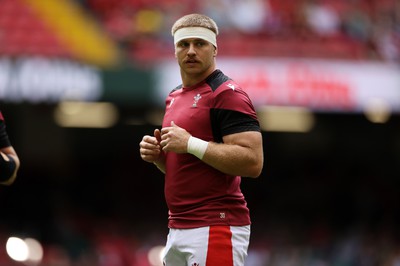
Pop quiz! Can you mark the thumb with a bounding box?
[154,128,162,143]
[171,121,177,127]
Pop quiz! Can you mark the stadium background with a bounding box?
[0,0,400,265]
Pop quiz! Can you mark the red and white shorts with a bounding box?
[163,225,250,266]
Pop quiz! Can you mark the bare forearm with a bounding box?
[201,142,263,178]
[160,124,264,177]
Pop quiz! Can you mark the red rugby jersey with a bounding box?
[162,69,260,229]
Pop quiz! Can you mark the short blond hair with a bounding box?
[171,13,219,36]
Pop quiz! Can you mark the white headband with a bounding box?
[174,27,217,47]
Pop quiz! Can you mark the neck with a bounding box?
[181,66,216,87]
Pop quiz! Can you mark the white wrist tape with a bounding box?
[187,136,208,160]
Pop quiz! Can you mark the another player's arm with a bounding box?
[0,146,20,185]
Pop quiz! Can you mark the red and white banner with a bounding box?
[155,58,400,113]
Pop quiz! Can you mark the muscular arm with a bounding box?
[202,131,263,178]
[160,122,264,178]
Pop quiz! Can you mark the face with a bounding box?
[175,38,217,76]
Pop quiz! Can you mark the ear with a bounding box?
[213,47,218,57]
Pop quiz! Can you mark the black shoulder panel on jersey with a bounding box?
[170,84,182,94]
[205,70,231,92]
[210,108,260,143]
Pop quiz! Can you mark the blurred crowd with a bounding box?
[247,223,400,266]
[82,0,400,63]
[1,0,398,65]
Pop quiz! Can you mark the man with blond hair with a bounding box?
[140,13,263,266]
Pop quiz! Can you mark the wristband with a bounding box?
[187,136,208,160]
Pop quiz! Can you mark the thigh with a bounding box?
[231,225,251,266]
[163,229,186,266]
[163,227,209,266]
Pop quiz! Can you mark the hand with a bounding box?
[160,121,191,153]
[139,128,163,163]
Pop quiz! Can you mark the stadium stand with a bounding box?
[0,0,70,57]
[1,0,398,65]
[82,0,399,63]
